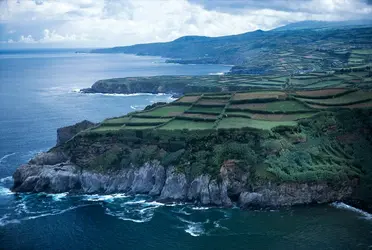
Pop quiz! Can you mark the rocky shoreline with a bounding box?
[12,150,356,209]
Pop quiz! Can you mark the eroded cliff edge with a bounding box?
[11,110,372,209]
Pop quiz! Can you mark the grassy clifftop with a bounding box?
[63,85,372,205]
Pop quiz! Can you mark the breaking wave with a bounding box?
[208,72,225,76]
[0,153,16,164]
[77,92,169,97]
[332,202,372,220]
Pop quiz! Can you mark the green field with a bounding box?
[128,117,171,124]
[91,125,123,132]
[293,88,352,98]
[217,117,297,130]
[229,100,313,113]
[232,91,286,101]
[158,119,215,130]
[124,125,158,130]
[179,113,218,120]
[88,86,372,134]
[187,106,224,114]
[136,105,190,117]
[196,98,229,106]
[297,91,372,106]
[103,116,131,125]
[176,96,200,103]
[225,111,316,121]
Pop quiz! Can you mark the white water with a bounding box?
[332,202,372,220]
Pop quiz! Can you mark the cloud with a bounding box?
[0,0,371,48]
[7,29,88,44]
[20,35,36,43]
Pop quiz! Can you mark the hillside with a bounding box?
[81,67,372,95]
[91,22,372,75]
[13,72,372,210]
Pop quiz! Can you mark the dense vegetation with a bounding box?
[63,83,372,206]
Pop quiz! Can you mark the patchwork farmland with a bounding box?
[89,86,372,133]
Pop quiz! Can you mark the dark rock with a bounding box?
[12,153,358,208]
[56,120,95,146]
[29,152,68,165]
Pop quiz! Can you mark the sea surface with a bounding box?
[0,49,371,250]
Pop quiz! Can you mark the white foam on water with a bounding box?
[0,186,13,196]
[177,217,208,237]
[130,105,146,110]
[0,204,89,227]
[0,176,13,184]
[46,192,68,201]
[0,214,21,227]
[331,202,372,220]
[82,193,129,202]
[185,223,205,237]
[191,206,211,210]
[83,92,169,97]
[123,199,147,205]
[71,88,81,93]
[0,153,16,164]
[22,205,89,221]
[105,208,153,223]
[145,201,166,207]
[213,220,229,230]
[173,207,192,216]
[208,72,225,76]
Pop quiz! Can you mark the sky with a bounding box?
[0,0,372,48]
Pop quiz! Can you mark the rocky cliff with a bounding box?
[56,120,96,146]
[11,109,372,209]
[12,151,356,208]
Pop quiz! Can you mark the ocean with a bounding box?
[0,49,371,249]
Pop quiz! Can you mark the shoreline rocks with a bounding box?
[11,152,357,209]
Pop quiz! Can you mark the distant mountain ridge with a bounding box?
[92,20,372,75]
[274,20,372,31]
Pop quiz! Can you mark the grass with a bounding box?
[217,117,297,130]
[203,94,231,99]
[158,119,215,130]
[176,96,200,103]
[103,116,131,125]
[304,80,343,88]
[229,100,313,113]
[343,100,372,109]
[91,125,124,132]
[196,98,229,106]
[179,113,218,120]
[124,125,157,130]
[128,117,171,124]
[137,105,190,117]
[187,106,224,114]
[225,111,317,121]
[232,91,286,101]
[293,88,352,98]
[296,91,372,106]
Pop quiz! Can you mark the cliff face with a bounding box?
[11,109,372,209]
[56,120,96,146]
[12,151,356,208]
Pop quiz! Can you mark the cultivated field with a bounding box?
[87,72,372,134]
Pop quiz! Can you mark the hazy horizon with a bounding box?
[1,0,372,49]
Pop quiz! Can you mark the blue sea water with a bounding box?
[0,49,371,249]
